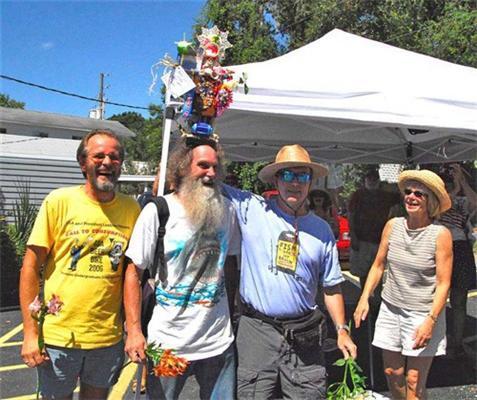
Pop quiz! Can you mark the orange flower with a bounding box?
[153,349,190,377]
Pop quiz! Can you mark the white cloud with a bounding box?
[41,42,55,50]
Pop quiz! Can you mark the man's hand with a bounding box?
[337,330,357,360]
[21,334,49,368]
[125,330,147,364]
[412,318,434,350]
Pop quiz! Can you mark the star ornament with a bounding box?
[197,26,232,59]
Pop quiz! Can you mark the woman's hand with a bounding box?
[412,317,434,349]
[353,298,370,329]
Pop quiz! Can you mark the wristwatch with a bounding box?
[336,324,350,334]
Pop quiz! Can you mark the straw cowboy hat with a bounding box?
[398,169,451,213]
[258,144,328,184]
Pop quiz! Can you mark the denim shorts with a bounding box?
[38,340,124,398]
[372,300,446,357]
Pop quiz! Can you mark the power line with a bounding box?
[0,74,150,111]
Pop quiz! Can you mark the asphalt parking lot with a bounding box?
[1,273,476,399]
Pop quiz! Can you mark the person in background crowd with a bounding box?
[348,168,399,311]
[19,129,140,399]
[224,172,240,188]
[223,144,357,399]
[124,137,240,399]
[309,188,339,238]
[354,169,452,400]
[439,163,477,358]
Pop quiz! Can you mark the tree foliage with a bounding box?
[0,93,25,109]
[108,104,163,174]
[195,0,280,65]
[267,0,476,67]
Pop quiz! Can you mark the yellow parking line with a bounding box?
[0,324,23,344]
[108,362,138,399]
[0,341,23,348]
[2,394,37,400]
[343,271,359,284]
[3,387,79,400]
[0,364,28,372]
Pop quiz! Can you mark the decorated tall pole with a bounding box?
[151,26,248,195]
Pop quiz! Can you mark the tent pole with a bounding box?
[158,106,174,196]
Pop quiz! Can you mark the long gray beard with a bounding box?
[180,176,226,234]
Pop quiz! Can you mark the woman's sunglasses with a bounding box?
[278,169,311,183]
[404,188,428,199]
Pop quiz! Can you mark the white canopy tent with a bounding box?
[214,29,477,164]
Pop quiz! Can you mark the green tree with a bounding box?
[420,2,477,67]
[196,0,280,65]
[0,93,25,109]
[268,0,476,66]
[108,104,163,174]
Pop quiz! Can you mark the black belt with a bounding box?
[241,303,312,327]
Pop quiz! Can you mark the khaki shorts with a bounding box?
[372,300,446,357]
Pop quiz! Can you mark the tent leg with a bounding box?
[158,106,174,196]
[367,316,375,389]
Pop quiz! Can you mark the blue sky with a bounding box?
[1,0,206,118]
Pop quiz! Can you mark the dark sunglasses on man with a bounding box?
[277,169,312,184]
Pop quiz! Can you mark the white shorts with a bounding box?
[372,300,446,357]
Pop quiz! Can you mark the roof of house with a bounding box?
[1,134,81,160]
[0,106,135,137]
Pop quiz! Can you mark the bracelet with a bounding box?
[336,324,350,334]
[428,313,438,323]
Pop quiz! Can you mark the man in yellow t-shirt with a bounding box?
[19,129,140,399]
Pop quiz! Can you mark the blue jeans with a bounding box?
[146,343,236,400]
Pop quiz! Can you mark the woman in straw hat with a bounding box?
[223,144,357,399]
[354,170,452,400]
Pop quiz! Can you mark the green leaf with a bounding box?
[333,358,346,366]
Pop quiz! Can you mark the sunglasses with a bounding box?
[278,169,312,183]
[404,188,428,199]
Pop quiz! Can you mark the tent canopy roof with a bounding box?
[215,29,477,164]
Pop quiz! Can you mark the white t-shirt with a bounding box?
[126,194,240,360]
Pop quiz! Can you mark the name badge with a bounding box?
[275,230,299,274]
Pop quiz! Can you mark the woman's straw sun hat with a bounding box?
[398,169,451,213]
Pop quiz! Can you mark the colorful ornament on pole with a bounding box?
[164,25,246,145]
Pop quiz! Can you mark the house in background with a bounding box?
[0,106,136,222]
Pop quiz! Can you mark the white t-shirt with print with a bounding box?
[126,193,240,360]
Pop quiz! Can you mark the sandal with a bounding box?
[131,377,146,394]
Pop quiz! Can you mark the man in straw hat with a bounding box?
[223,144,357,399]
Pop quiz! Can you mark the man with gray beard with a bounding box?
[20,129,140,399]
[124,137,240,399]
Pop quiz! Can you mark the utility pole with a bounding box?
[98,72,105,120]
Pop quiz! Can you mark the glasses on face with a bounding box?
[89,152,121,164]
[404,188,428,199]
[278,169,311,184]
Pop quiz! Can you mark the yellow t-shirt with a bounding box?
[27,186,140,349]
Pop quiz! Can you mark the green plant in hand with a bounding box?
[327,356,368,399]
[327,321,370,399]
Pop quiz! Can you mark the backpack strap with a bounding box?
[146,196,170,286]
